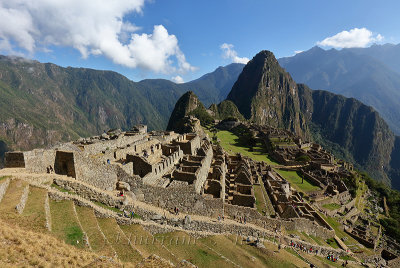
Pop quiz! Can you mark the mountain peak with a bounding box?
[227,50,308,137]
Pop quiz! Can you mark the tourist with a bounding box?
[107,159,110,164]
[151,145,154,154]
[131,211,135,219]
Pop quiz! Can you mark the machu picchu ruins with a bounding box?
[2,112,399,267]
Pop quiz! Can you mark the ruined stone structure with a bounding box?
[4,123,341,245]
[263,169,332,230]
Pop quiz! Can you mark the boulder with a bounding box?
[117,181,131,191]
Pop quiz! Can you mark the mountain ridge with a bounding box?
[0,55,243,163]
[279,44,400,134]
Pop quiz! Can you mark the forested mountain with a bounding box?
[0,56,243,161]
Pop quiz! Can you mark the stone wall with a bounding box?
[80,133,146,156]
[53,173,335,241]
[53,178,123,208]
[172,134,201,155]
[141,149,184,186]
[4,152,25,168]
[24,149,56,173]
[74,153,119,191]
[194,145,213,194]
[0,178,10,203]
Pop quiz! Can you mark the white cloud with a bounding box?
[0,0,195,74]
[317,27,384,48]
[220,43,249,64]
[294,50,303,54]
[171,75,184,84]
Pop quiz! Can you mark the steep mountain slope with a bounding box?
[227,50,399,186]
[0,56,164,152]
[0,56,242,161]
[209,100,245,121]
[227,51,308,137]
[298,84,395,185]
[279,46,400,134]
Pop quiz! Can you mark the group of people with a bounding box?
[233,215,247,224]
[123,209,136,219]
[289,241,319,255]
[46,165,54,173]
[217,214,225,221]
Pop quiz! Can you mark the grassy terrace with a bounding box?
[49,200,85,249]
[97,217,142,263]
[211,130,279,166]
[322,203,342,211]
[0,180,29,225]
[153,231,227,267]
[75,206,115,256]
[275,169,320,193]
[120,224,179,264]
[0,175,10,182]
[20,187,48,232]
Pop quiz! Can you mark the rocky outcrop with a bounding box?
[166,91,213,133]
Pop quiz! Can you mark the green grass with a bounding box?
[75,206,115,256]
[97,217,142,263]
[0,180,28,222]
[213,130,279,165]
[325,238,340,249]
[51,183,76,195]
[19,187,48,232]
[253,185,267,214]
[154,231,227,267]
[120,224,179,264]
[93,201,121,213]
[284,247,306,262]
[275,169,320,193]
[315,255,343,268]
[322,203,342,211]
[49,200,85,248]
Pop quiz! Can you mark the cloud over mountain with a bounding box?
[220,43,249,64]
[0,0,195,74]
[317,27,383,48]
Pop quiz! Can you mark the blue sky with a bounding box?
[1,0,399,82]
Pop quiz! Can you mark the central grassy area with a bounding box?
[212,130,279,165]
[275,169,320,193]
[209,129,321,194]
